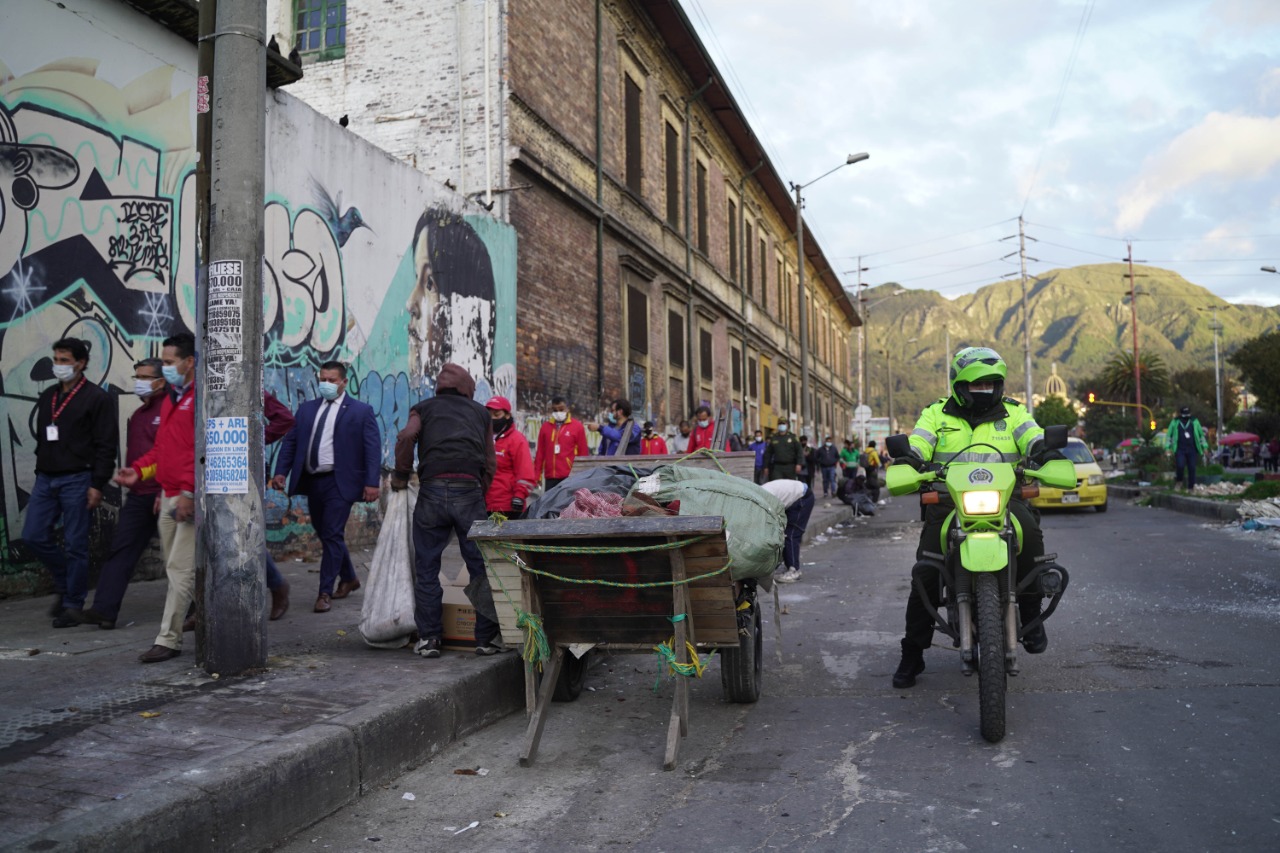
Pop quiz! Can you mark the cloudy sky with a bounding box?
[685,0,1280,306]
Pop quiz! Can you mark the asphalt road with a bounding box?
[275,497,1280,853]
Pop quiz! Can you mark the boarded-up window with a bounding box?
[627,286,648,354]
[731,346,742,392]
[763,364,772,405]
[748,356,758,398]
[727,200,738,280]
[744,222,754,297]
[667,310,684,368]
[625,76,642,193]
[699,328,713,381]
[759,238,768,309]
[665,122,680,228]
[696,162,708,254]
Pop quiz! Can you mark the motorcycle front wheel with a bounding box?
[975,572,1007,743]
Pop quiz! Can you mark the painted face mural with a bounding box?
[406,208,495,388]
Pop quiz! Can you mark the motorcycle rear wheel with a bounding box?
[975,573,1007,743]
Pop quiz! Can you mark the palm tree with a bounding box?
[1101,351,1170,404]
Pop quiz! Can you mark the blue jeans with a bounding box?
[782,486,816,571]
[411,479,499,645]
[1175,449,1199,489]
[821,465,838,495]
[88,490,159,620]
[23,471,94,609]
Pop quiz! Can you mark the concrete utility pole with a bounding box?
[1124,242,1144,432]
[197,0,268,675]
[1198,305,1225,446]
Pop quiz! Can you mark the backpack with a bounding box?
[858,451,872,471]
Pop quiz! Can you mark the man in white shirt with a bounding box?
[761,479,814,583]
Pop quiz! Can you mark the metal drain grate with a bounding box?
[0,682,200,757]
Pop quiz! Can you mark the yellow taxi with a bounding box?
[1029,438,1108,512]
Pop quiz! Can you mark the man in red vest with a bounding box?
[687,404,717,452]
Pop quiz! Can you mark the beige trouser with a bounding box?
[155,493,196,650]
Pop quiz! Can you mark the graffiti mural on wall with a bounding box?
[0,51,518,577]
[0,58,198,575]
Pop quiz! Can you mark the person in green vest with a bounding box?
[1165,406,1208,490]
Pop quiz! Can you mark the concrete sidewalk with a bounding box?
[0,499,856,853]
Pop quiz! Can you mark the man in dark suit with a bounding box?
[272,361,382,613]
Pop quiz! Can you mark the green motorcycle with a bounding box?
[884,426,1075,743]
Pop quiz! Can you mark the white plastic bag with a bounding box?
[360,483,418,648]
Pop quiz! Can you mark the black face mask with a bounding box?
[968,390,997,410]
[493,416,513,434]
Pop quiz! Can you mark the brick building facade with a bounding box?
[268,0,860,438]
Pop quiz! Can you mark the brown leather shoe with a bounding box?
[270,582,290,621]
[182,615,197,633]
[139,644,180,664]
[314,593,332,613]
[332,579,361,599]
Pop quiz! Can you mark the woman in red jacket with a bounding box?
[485,397,537,517]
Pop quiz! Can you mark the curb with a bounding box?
[1109,483,1241,522]
[5,655,524,853]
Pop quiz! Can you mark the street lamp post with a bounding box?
[1198,306,1226,447]
[793,152,868,437]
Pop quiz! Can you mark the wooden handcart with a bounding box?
[469,514,763,771]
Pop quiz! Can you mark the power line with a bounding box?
[1021,0,1096,214]
[846,217,1017,260]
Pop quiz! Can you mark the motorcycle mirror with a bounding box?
[885,433,912,459]
[1043,424,1068,450]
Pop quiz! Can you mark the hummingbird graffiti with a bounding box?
[310,176,372,247]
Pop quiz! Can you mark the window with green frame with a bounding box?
[295,0,346,61]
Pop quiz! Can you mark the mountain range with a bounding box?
[855,263,1280,425]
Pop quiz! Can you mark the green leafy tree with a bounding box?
[1077,372,1132,448]
[1034,394,1078,429]
[1101,351,1170,405]
[1228,330,1280,413]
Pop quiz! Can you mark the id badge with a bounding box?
[554,443,561,454]
[46,425,59,442]
[1184,431,1191,440]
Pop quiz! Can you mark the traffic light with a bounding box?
[1150,419,1156,431]
[1086,391,1096,404]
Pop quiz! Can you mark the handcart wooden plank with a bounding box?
[470,513,758,770]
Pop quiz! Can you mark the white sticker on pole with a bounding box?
[206,416,250,494]
[206,260,243,392]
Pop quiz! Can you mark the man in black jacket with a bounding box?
[815,435,841,498]
[24,337,118,627]
[393,363,502,658]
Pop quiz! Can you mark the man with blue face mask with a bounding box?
[24,337,118,628]
[273,361,382,614]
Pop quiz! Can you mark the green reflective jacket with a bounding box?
[907,397,1045,464]
[1165,416,1208,455]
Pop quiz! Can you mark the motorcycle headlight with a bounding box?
[961,490,1002,516]
[1088,474,1105,486]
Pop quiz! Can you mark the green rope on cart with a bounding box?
[505,557,731,589]
[672,446,731,474]
[652,634,715,691]
[484,548,550,671]
[515,610,551,672]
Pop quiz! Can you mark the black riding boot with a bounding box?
[1020,600,1048,654]
[892,639,926,688]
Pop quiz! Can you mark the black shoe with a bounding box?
[49,596,65,617]
[1022,623,1048,654]
[80,609,117,630]
[892,639,926,688]
[52,609,84,628]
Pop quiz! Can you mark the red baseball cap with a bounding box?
[485,396,512,412]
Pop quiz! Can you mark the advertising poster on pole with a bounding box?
[206,260,244,393]
[205,416,250,494]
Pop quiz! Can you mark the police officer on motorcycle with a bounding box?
[893,346,1051,689]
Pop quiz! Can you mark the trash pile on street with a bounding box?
[1237,496,1280,524]
[1190,481,1249,496]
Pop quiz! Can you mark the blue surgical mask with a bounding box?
[777,424,788,434]
[134,379,157,398]
[318,381,340,401]
[607,412,617,424]
[162,364,183,385]
[697,419,710,428]
[52,364,78,382]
